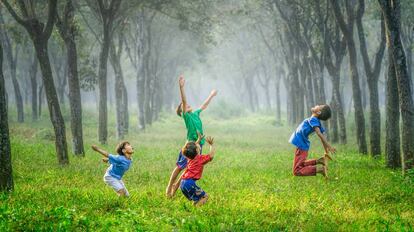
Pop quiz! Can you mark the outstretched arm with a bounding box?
[200,90,218,111]
[178,75,188,113]
[206,136,216,160]
[91,145,109,158]
[314,127,336,155]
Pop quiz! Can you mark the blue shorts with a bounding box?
[176,144,203,169]
[180,179,206,202]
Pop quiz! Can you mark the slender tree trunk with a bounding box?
[0,15,24,123]
[379,0,414,171]
[110,42,128,139]
[275,77,281,125]
[30,53,38,121]
[98,32,110,144]
[38,84,43,118]
[0,42,13,192]
[385,52,401,168]
[34,40,69,165]
[330,91,339,143]
[331,0,368,154]
[66,39,84,155]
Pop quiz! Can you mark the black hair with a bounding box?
[319,105,332,121]
[116,141,130,156]
[182,142,198,159]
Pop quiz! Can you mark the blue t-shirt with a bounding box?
[289,116,325,151]
[106,154,132,180]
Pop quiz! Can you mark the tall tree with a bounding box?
[56,0,85,155]
[86,0,122,144]
[110,29,129,139]
[330,0,368,154]
[2,0,69,165]
[356,0,386,157]
[385,53,401,168]
[0,13,24,122]
[0,38,13,192]
[379,0,414,171]
[29,50,38,121]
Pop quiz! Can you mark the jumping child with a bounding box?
[166,75,217,197]
[289,104,336,177]
[180,135,215,206]
[91,141,134,197]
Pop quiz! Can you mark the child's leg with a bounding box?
[166,150,187,197]
[194,194,208,207]
[293,149,317,176]
[119,180,130,197]
[166,166,182,197]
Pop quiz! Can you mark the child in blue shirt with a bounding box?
[92,141,133,197]
[289,105,336,177]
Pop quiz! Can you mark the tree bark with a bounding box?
[110,38,129,139]
[2,0,69,165]
[331,0,367,154]
[0,41,13,192]
[356,0,386,157]
[0,28,24,122]
[379,0,414,171]
[30,52,38,121]
[34,40,69,165]
[56,0,85,155]
[385,52,401,168]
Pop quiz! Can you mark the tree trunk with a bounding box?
[66,39,84,155]
[275,77,281,125]
[110,41,129,139]
[0,15,24,123]
[0,42,13,192]
[379,0,414,171]
[137,70,146,130]
[331,0,367,154]
[30,52,38,121]
[385,52,401,168]
[34,40,69,165]
[330,91,339,143]
[38,84,43,119]
[98,31,110,144]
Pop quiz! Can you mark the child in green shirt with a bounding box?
[166,75,217,198]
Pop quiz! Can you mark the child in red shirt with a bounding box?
[180,136,215,206]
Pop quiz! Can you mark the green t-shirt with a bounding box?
[182,109,205,145]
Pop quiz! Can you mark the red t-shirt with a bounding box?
[181,154,212,180]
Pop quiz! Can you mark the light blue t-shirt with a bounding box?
[289,116,325,151]
[106,154,132,180]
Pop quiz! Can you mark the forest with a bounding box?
[0,0,413,231]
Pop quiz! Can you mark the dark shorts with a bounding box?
[180,179,206,202]
[176,144,203,169]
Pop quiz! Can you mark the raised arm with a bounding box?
[206,136,216,160]
[178,75,188,113]
[314,127,336,155]
[200,90,218,111]
[91,145,109,158]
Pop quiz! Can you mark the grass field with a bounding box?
[1,110,414,231]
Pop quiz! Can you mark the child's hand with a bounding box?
[328,146,336,154]
[102,158,109,163]
[91,145,99,151]
[206,136,214,145]
[196,131,205,144]
[178,75,185,87]
[210,89,218,97]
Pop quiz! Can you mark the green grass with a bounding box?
[1,111,414,231]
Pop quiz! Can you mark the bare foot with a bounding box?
[194,195,208,207]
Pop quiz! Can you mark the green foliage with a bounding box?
[1,112,414,231]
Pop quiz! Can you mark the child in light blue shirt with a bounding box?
[92,141,133,197]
